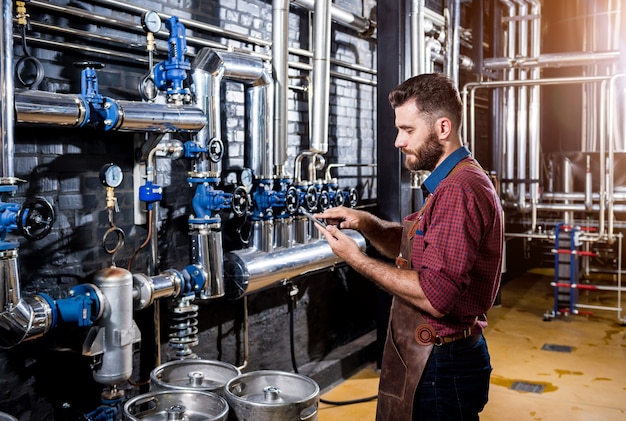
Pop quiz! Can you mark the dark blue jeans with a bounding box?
[413,334,492,420]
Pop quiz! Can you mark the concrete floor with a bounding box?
[318,270,626,420]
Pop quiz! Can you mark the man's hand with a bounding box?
[315,223,364,265]
[314,206,369,231]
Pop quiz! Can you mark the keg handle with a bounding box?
[300,402,319,421]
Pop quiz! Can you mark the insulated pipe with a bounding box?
[191,48,274,178]
[14,90,207,133]
[273,0,289,176]
[292,0,374,36]
[224,230,366,298]
[310,0,331,154]
[0,251,53,348]
[1,0,15,181]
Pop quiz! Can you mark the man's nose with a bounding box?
[394,134,405,149]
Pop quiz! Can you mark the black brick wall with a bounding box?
[0,0,378,419]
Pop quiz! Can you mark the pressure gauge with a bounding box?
[100,163,123,188]
[240,168,254,188]
[141,11,162,34]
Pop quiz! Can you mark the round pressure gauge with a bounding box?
[100,163,123,188]
[240,168,254,188]
[141,11,162,34]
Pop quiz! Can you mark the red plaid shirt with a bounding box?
[408,149,503,337]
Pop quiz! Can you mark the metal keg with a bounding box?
[150,359,240,396]
[225,370,320,421]
[123,390,228,421]
[0,412,18,421]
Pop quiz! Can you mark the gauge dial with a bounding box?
[141,11,162,34]
[240,168,254,188]
[100,163,123,188]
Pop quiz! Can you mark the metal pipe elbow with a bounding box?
[0,295,54,348]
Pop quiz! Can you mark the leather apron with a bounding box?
[376,218,435,421]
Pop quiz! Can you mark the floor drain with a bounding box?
[510,381,545,394]
[541,343,574,353]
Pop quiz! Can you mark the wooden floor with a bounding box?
[318,270,626,420]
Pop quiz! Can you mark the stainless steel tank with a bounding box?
[123,390,228,421]
[150,359,241,396]
[225,370,319,421]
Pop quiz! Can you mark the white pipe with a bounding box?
[310,0,331,154]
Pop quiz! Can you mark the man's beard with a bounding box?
[404,130,443,172]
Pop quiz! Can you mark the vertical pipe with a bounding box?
[310,0,331,154]
[272,0,289,176]
[528,0,541,230]
[247,83,273,178]
[410,0,426,75]
[501,1,517,202]
[514,0,528,213]
[563,157,573,225]
[1,0,15,180]
[445,0,461,85]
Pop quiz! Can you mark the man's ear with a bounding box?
[435,117,453,140]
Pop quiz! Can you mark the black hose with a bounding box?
[287,285,378,406]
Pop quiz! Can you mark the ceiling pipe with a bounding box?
[309,0,332,154]
[291,0,375,36]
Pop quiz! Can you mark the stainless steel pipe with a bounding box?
[224,230,366,298]
[15,90,207,133]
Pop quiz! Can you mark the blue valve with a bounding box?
[139,180,163,210]
[190,184,232,222]
[153,16,191,97]
[75,62,120,131]
[55,284,101,328]
[0,201,22,250]
[181,264,206,296]
[183,140,206,159]
[251,180,281,220]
